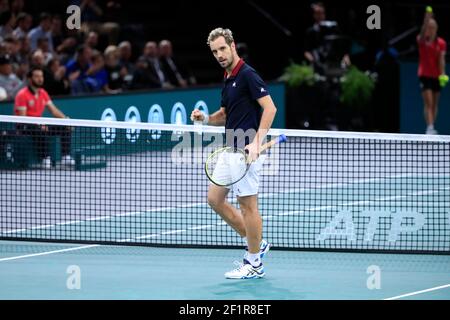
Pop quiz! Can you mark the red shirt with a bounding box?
[417,36,447,78]
[14,87,52,117]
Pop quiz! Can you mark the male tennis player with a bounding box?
[191,28,277,279]
[417,6,448,135]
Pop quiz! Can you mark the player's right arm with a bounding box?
[190,107,226,126]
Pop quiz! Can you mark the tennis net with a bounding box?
[1,115,449,253]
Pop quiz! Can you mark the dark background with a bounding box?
[26,0,450,82]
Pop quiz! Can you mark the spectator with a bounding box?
[0,10,16,40]
[118,41,134,72]
[159,39,193,88]
[0,53,23,100]
[13,12,32,39]
[118,40,134,87]
[69,49,107,95]
[65,44,92,95]
[141,41,171,89]
[51,15,65,50]
[3,36,21,73]
[37,37,54,65]
[51,15,78,64]
[30,50,45,68]
[83,49,107,93]
[28,12,54,52]
[14,66,75,169]
[130,56,160,90]
[85,31,99,49]
[14,36,31,79]
[104,45,124,93]
[44,58,70,96]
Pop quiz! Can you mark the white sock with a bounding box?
[427,124,434,130]
[246,252,261,267]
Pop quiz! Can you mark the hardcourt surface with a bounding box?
[1,140,449,299]
[0,240,449,300]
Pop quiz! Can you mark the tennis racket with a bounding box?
[205,134,287,186]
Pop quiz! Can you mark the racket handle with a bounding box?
[260,134,287,152]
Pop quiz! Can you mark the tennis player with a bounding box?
[191,28,277,279]
[417,6,448,135]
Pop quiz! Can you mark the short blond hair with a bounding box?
[207,28,234,46]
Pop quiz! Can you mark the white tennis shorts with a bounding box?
[211,152,266,197]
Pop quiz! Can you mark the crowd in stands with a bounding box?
[0,0,196,101]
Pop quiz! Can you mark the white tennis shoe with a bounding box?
[224,259,265,279]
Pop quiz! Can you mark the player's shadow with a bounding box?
[206,278,304,299]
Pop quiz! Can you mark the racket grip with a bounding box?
[277,134,287,143]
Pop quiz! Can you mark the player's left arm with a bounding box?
[438,43,448,88]
[439,51,446,75]
[246,95,277,161]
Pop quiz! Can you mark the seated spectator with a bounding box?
[84,49,108,93]
[28,12,54,52]
[3,36,21,74]
[140,41,172,89]
[118,41,134,87]
[14,66,75,169]
[0,10,16,40]
[85,31,99,49]
[70,49,107,95]
[44,58,70,96]
[0,53,23,100]
[66,44,92,95]
[13,12,32,39]
[159,39,196,87]
[104,45,124,94]
[37,37,54,65]
[14,36,30,79]
[130,56,160,90]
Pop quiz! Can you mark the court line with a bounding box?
[384,283,450,300]
[0,244,99,262]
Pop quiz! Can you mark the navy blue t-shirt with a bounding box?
[221,60,269,148]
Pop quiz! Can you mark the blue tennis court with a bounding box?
[1,117,449,300]
[1,240,450,300]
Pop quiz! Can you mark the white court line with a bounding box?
[0,244,99,262]
[384,284,450,300]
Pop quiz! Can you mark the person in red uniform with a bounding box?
[417,6,448,135]
[14,66,74,168]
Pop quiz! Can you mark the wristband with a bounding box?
[202,113,209,125]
